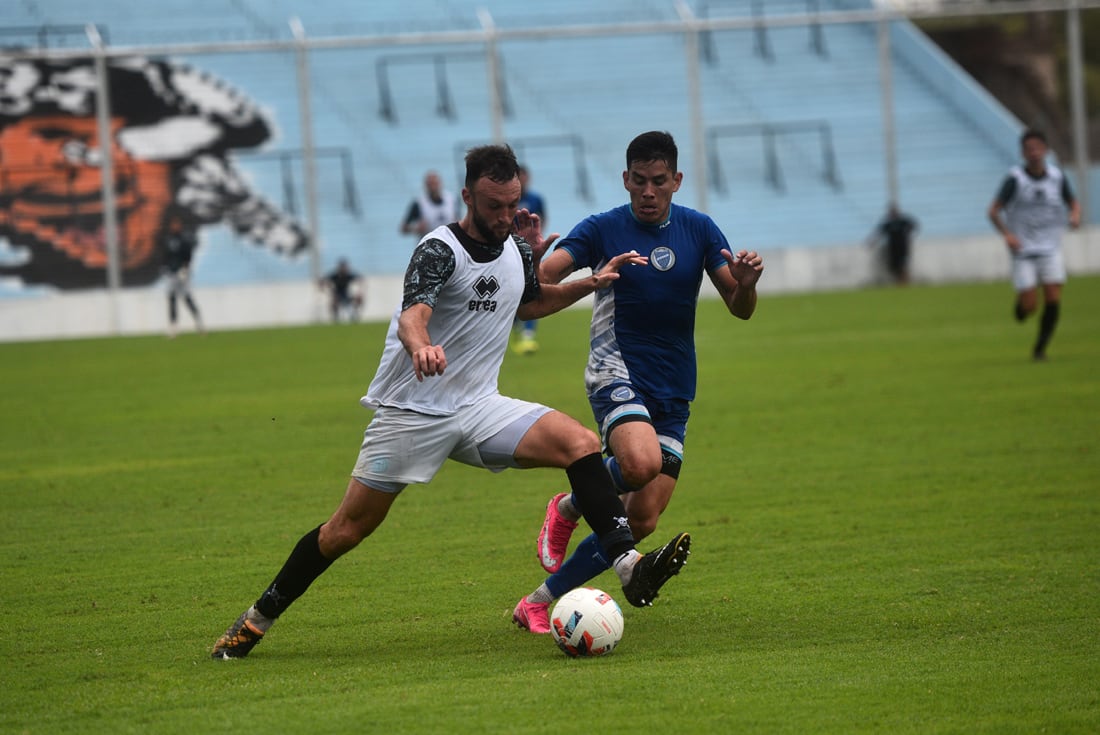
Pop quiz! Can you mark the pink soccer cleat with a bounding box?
[512,597,551,634]
[537,492,578,573]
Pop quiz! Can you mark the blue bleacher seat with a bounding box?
[1,0,1026,285]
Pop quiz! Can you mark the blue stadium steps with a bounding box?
[1,0,1023,288]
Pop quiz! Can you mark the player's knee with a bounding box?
[611,444,660,490]
[616,452,662,489]
[320,517,371,558]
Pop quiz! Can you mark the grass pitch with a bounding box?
[2,277,1098,734]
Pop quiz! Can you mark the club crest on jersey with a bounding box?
[650,246,675,271]
[610,385,635,402]
[470,275,500,312]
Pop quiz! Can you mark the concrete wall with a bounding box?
[2,228,1095,344]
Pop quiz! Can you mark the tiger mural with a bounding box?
[0,55,309,290]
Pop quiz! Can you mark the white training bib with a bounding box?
[363,227,526,415]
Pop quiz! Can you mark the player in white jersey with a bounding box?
[212,144,692,659]
[513,131,763,634]
[988,129,1080,361]
[400,170,457,238]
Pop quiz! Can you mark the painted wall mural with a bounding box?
[0,55,310,290]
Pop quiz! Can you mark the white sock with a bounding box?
[612,550,642,585]
[558,494,581,523]
[245,605,275,633]
[527,584,555,604]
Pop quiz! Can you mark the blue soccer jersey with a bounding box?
[558,203,731,402]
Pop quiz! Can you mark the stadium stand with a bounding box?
[9,0,1092,340]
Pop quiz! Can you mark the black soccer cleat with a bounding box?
[622,531,691,608]
[211,611,265,660]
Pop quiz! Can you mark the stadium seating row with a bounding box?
[1,0,1023,285]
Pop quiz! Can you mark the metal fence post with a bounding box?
[478,9,505,145]
[677,0,709,215]
[88,24,122,334]
[1066,1,1090,229]
[876,10,899,207]
[290,17,322,308]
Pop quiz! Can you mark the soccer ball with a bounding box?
[550,587,624,657]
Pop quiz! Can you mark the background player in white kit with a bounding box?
[400,170,457,238]
[212,144,691,659]
[988,128,1080,361]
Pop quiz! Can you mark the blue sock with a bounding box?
[545,532,612,599]
[603,456,632,493]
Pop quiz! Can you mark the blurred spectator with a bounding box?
[868,202,918,286]
[163,212,204,338]
[400,171,457,238]
[319,258,363,322]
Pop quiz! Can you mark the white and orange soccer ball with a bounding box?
[550,587,624,657]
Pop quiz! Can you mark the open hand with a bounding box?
[513,208,559,264]
[723,249,764,289]
[593,250,648,288]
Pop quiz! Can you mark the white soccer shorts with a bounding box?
[351,395,551,491]
[1013,250,1066,291]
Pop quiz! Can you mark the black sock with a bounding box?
[566,453,634,560]
[1014,299,1027,322]
[1034,302,1060,356]
[255,525,334,619]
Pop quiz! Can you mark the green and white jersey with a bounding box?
[363,224,532,416]
[997,164,1075,255]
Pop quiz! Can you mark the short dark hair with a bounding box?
[465,144,520,189]
[1021,128,1047,146]
[626,131,678,172]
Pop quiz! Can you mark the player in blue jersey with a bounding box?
[513,130,764,633]
[512,164,547,354]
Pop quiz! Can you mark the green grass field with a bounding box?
[2,278,1098,734]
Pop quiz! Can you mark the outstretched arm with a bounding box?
[517,251,647,321]
[710,249,763,320]
[539,247,576,285]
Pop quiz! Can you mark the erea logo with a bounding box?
[473,275,500,299]
[469,275,500,312]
